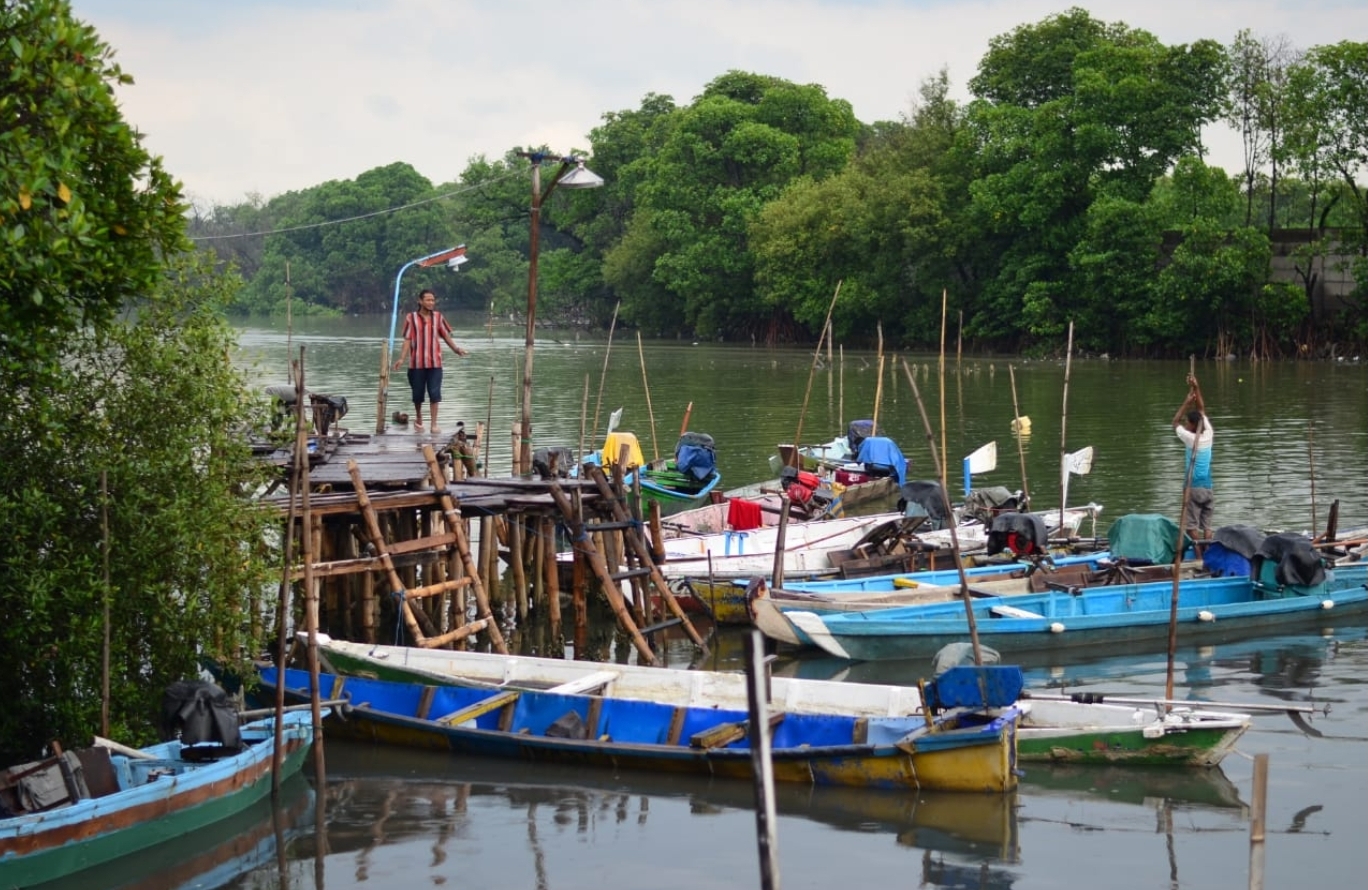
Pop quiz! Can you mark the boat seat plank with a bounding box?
[689,712,785,750]
[435,691,520,726]
[990,604,1045,619]
[544,671,619,696]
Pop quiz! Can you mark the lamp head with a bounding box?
[447,255,469,271]
[558,160,604,190]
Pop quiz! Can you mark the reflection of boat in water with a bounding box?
[1021,761,1247,812]
[319,743,1021,867]
[31,773,314,890]
[772,623,1367,699]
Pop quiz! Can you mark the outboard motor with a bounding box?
[160,680,242,753]
[675,432,716,481]
[898,480,952,530]
[962,486,1022,525]
[846,419,875,456]
[986,512,1049,557]
[532,446,576,479]
[1252,533,1327,590]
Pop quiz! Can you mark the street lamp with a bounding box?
[375,244,468,434]
[516,152,604,474]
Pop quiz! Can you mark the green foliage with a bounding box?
[0,252,276,760]
[0,0,188,363]
[602,71,859,339]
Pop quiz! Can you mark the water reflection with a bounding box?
[32,775,314,890]
[304,747,1020,889]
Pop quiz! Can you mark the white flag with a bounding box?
[607,407,624,435]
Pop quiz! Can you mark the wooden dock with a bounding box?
[257,419,707,665]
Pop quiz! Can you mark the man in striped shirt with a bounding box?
[392,288,467,434]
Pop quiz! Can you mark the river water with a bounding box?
[188,316,1368,888]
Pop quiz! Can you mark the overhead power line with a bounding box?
[188,170,525,242]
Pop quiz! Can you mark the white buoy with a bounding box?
[1198,610,1216,622]
[1321,600,1335,610]
[1049,622,1065,633]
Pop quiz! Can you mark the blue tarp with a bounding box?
[856,436,907,485]
[676,444,716,481]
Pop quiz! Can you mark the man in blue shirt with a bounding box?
[1172,374,1214,541]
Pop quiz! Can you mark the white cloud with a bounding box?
[68,0,1367,206]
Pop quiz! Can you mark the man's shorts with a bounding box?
[1183,487,1214,535]
[407,367,443,404]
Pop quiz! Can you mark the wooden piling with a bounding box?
[546,480,656,664]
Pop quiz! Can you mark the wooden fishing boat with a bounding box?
[681,510,1109,628]
[1011,696,1247,765]
[597,430,722,516]
[310,637,1248,768]
[782,558,1368,662]
[750,553,1192,646]
[0,710,315,888]
[259,663,1024,793]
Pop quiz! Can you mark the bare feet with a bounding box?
[413,422,424,434]
[430,425,441,434]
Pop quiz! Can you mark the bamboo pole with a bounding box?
[592,299,621,437]
[871,323,885,434]
[577,374,590,472]
[585,464,708,650]
[938,290,948,494]
[1308,420,1318,532]
[1166,359,1201,702]
[483,377,495,477]
[680,401,694,436]
[1248,754,1269,890]
[511,517,528,621]
[771,496,791,589]
[838,344,844,434]
[542,516,560,631]
[745,630,781,890]
[346,460,426,643]
[545,480,656,663]
[1008,365,1031,505]
[1059,321,1075,534]
[295,349,326,796]
[636,331,660,462]
[419,445,507,652]
[100,469,111,738]
[791,280,842,459]
[903,359,985,665]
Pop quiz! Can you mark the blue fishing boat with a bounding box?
[0,702,315,889]
[781,540,1368,662]
[258,664,1025,793]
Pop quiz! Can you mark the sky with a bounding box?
[67,0,1368,208]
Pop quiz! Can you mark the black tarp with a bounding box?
[1253,533,1326,588]
[898,480,952,529]
[986,512,1049,556]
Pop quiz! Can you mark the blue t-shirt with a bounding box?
[1176,416,1214,489]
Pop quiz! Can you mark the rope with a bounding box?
[190,170,525,242]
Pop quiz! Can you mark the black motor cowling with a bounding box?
[160,681,242,750]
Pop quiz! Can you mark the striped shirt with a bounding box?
[401,310,453,369]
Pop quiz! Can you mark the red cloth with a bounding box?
[727,498,764,531]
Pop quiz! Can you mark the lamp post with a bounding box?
[375,244,468,434]
[516,152,604,474]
